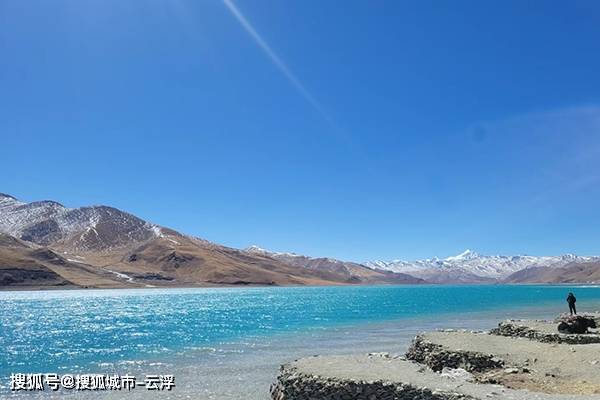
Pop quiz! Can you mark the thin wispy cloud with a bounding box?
[222,0,336,126]
[476,104,600,205]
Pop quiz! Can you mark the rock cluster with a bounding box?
[270,363,476,400]
[557,315,597,334]
[491,320,600,344]
[405,336,503,373]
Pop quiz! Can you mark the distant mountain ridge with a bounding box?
[245,245,423,284]
[1,193,599,288]
[503,262,600,284]
[366,249,598,283]
[0,194,422,288]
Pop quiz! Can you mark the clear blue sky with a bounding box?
[2,1,600,261]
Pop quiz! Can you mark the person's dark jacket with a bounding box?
[567,294,576,305]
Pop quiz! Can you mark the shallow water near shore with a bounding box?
[2,284,600,399]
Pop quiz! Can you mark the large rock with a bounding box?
[557,315,597,334]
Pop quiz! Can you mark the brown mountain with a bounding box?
[504,262,600,284]
[0,233,134,288]
[0,194,422,289]
[245,245,424,284]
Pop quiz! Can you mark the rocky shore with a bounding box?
[491,316,600,345]
[271,314,600,400]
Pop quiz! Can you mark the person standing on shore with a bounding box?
[567,292,577,315]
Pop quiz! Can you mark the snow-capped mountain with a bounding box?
[0,193,161,252]
[366,249,595,283]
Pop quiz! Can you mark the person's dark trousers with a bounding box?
[569,304,577,315]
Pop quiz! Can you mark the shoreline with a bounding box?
[2,281,600,292]
[272,314,600,399]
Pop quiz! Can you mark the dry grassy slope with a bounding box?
[504,261,600,283]
[30,225,347,287]
[69,232,366,286]
[0,233,129,288]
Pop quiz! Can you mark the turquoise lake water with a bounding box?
[2,284,600,399]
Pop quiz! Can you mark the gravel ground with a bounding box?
[287,353,600,400]
[419,330,600,395]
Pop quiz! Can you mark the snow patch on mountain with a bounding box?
[445,249,480,261]
[246,245,307,259]
[0,194,164,252]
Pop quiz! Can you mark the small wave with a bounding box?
[97,362,114,368]
[185,346,217,352]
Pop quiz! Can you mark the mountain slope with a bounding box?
[367,250,596,283]
[0,194,158,252]
[0,194,420,288]
[0,233,132,288]
[85,234,372,286]
[0,232,68,287]
[245,245,424,284]
[0,194,319,287]
[504,262,600,284]
[3,193,597,287]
